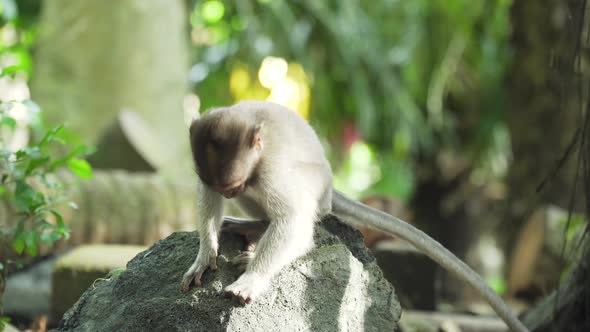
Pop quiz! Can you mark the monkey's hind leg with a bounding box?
[224,201,317,304]
[222,217,269,270]
[222,216,268,245]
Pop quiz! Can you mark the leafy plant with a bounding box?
[0,99,93,329]
[187,0,513,199]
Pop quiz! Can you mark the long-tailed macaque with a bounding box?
[180,101,528,332]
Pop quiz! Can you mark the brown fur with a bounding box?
[189,108,263,198]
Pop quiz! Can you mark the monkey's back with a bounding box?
[229,101,330,168]
[229,101,333,214]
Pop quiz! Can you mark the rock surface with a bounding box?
[54,217,401,332]
[51,244,147,323]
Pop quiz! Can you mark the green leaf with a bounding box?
[49,145,92,171]
[25,155,50,175]
[24,231,39,256]
[0,262,4,270]
[67,158,93,179]
[55,222,71,240]
[15,149,28,159]
[0,186,5,194]
[12,233,25,254]
[38,125,64,147]
[13,218,24,236]
[14,179,45,213]
[50,209,64,227]
[0,116,16,129]
[0,64,23,77]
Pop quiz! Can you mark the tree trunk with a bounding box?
[507,1,590,329]
[506,0,585,217]
[502,0,587,294]
[31,0,192,179]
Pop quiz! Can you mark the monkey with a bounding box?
[180,101,528,332]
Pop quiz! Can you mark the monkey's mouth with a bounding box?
[216,181,246,199]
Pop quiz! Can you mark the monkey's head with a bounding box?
[189,109,263,198]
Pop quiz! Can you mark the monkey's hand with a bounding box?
[180,246,218,292]
[224,272,270,305]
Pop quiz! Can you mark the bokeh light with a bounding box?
[201,1,225,23]
[228,57,310,119]
[258,56,288,89]
[229,66,252,97]
[267,77,300,110]
[256,57,309,119]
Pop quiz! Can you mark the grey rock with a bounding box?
[54,217,401,332]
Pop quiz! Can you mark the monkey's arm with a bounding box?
[331,190,528,332]
[224,180,318,304]
[180,182,224,292]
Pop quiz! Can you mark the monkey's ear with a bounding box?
[251,123,264,150]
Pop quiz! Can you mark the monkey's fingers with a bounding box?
[180,267,204,292]
[224,273,268,305]
[180,256,216,292]
[224,289,252,305]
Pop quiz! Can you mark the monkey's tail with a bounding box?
[330,190,529,332]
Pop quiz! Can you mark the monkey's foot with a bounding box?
[231,251,255,271]
[224,273,270,305]
[180,249,218,292]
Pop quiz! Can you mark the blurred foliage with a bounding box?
[0,1,90,324]
[0,102,92,257]
[0,0,40,79]
[1,0,515,202]
[187,0,513,200]
[0,99,94,325]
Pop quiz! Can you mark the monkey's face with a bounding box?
[189,114,263,199]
